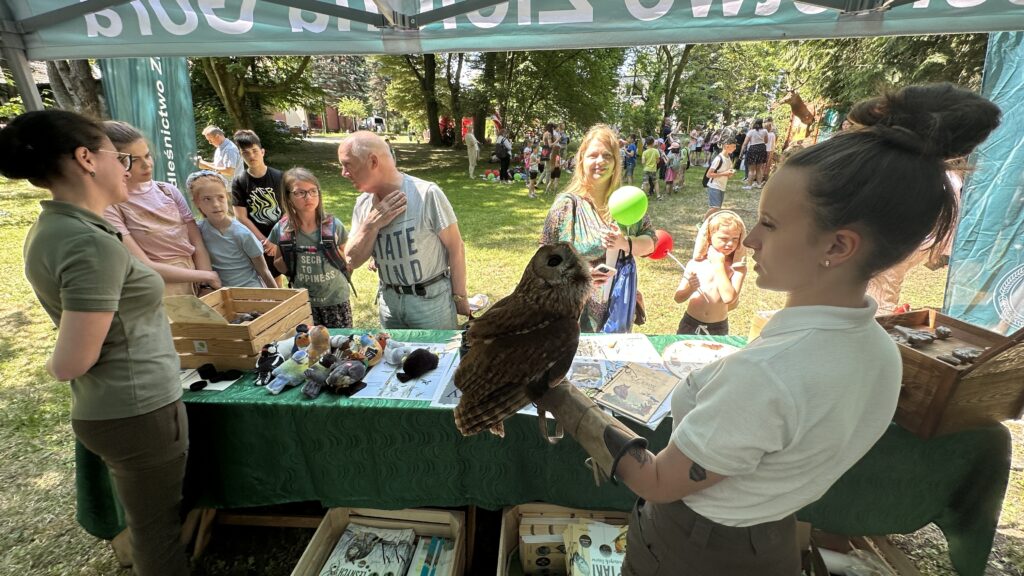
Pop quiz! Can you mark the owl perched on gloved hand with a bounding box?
[454,243,592,437]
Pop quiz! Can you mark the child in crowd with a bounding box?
[704,136,737,221]
[641,136,660,200]
[674,210,748,335]
[188,170,278,289]
[269,167,354,328]
[528,146,541,199]
[545,149,563,194]
[232,129,284,286]
[665,142,681,195]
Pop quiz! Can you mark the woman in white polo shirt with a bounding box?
[538,83,1001,574]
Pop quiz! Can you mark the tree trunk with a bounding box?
[402,54,442,146]
[445,53,464,146]
[46,60,106,119]
[663,45,694,117]
[474,52,497,143]
[198,57,253,130]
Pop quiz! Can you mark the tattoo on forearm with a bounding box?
[628,445,653,466]
[689,462,707,482]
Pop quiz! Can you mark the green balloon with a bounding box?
[608,186,648,225]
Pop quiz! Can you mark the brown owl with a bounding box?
[453,242,592,437]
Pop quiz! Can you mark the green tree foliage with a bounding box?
[336,96,368,125]
[789,34,988,110]
[192,56,319,131]
[620,43,786,136]
[310,56,369,106]
[487,48,625,140]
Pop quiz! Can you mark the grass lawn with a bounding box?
[0,139,1019,575]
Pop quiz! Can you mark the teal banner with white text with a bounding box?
[99,57,197,191]
[8,0,1024,60]
[944,32,1024,334]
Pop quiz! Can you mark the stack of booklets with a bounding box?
[518,511,627,575]
[564,520,628,576]
[406,535,456,576]
[317,523,416,576]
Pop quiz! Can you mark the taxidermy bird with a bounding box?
[453,243,591,437]
[267,349,309,395]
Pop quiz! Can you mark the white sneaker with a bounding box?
[742,185,753,190]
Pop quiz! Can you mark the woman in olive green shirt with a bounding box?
[0,110,189,576]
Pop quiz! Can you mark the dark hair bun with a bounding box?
[848,83,1001,160]
[0,120,44,180]
[0,110,106,185]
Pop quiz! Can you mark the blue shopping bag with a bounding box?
[602,251,638,334]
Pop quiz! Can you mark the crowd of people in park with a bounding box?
[0,82,1002,575]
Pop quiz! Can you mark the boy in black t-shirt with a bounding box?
[232,130,285,285]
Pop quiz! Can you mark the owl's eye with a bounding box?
[547,254,564,267]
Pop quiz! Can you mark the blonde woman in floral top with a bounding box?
[541,124,657,332]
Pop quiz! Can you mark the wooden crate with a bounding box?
[164,287,312,371]
[812,530,922,576]
[497,503,628,576]
[877,308,1024,438]
[292,507,465,576]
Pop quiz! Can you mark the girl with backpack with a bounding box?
[665,142,683,195]
[269,167,354,328]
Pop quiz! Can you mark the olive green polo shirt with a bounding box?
[24,201,181,420]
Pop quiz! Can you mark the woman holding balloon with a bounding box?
[540,124,656,332]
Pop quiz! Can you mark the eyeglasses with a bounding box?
[291,188,320,199]
[96,149,133,171]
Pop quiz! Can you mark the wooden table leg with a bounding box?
[465,505,477,570]
[193,508,218,559]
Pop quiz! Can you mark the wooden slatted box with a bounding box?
[497,503,629,576]
[292,507,465,576]
[165,287,312,371]
[876,308,1024,438]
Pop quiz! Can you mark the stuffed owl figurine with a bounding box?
[453,243,591,437]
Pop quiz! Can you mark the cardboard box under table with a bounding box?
[876,309,1024,438]
[293,507,465,576]
[165,287,312,371]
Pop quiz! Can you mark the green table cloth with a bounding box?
[75,331,1010,575]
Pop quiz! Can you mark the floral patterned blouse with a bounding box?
[540,192,656,332]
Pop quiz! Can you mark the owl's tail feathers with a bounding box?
[454,387,529,436]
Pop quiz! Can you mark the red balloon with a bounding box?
[648,229,673,260]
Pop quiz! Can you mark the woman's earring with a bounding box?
[824,259,831,268]
[89,171,96,177]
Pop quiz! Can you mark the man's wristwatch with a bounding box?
[453,294,467,302]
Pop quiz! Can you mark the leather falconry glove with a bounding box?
[537,382,648,486]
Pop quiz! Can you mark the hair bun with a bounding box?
[848,83,1001,160]
[0,123,44,180]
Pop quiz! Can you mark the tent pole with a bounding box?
[0,1,43,110]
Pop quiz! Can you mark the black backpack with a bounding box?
[495,137,510,160]
[702,155,724,188]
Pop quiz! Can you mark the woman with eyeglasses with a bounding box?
[102,120,221,296]
[0,110,190,575]
[268,167,354,328]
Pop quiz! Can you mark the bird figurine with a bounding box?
[255,344,284,386]
[266,349,309,395]
[325,360,368,395]
[307,325,332,359]
[453,243,591,437]
[302,353,338,399]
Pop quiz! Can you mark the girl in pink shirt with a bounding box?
[102,121,220,296]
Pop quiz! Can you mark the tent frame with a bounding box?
[0,0,970,111]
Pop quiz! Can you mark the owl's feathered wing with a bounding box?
[453,294,580,437]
